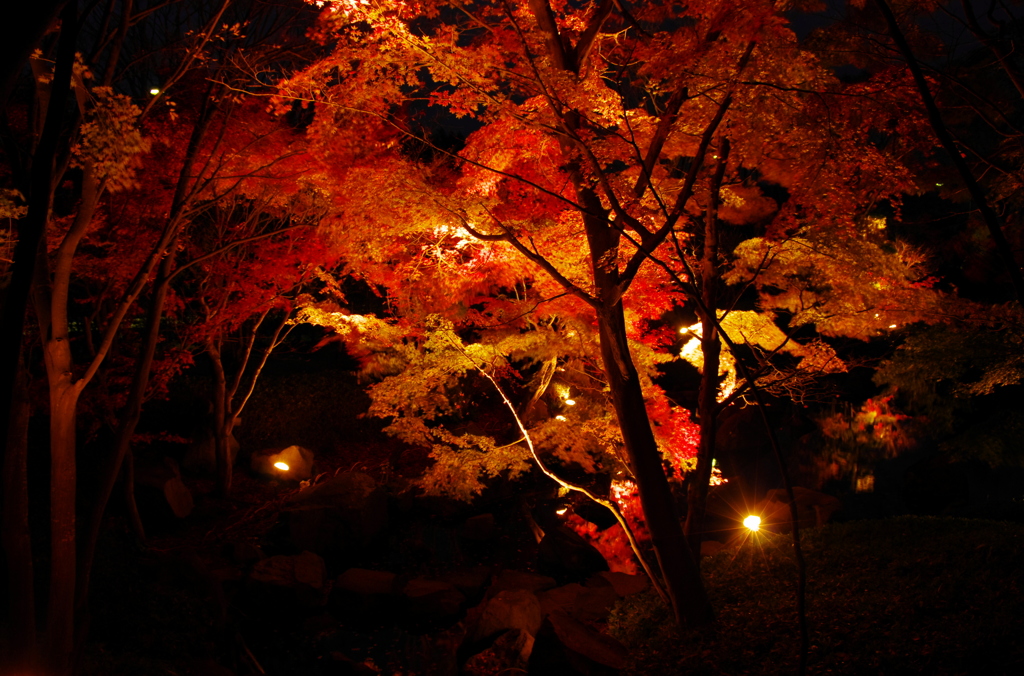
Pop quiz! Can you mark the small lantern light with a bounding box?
[743,515,761,532]
[273,461,290,471]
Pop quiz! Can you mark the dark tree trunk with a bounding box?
[581,190,713,627]
[685,141,728,562]
[207,338,232,497]
[1,358,36,673]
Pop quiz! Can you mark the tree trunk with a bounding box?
[581,189,713,627]
[873,0,1024,306]
[685,141,727,562]
[45,381,81,674]
[207,338,232,496]
[0,1,77,474]
[596,307,715,627]
[1,358,36,673]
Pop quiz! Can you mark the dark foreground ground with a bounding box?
[77,360,1024,675]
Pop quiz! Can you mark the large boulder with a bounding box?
[486,569,556,599]
[538,583,619,624]
[280,472,388,563]
[250,445,314,481]
[464,629,534,676]
[438,566,492,599]
[473,589,543,641]
[249,550,328,609]
[537,524,609,581]
[136,456,193,518]
[587,572,648,597]
[548,611,629,672]
[402,579,466,620]
[758,486,843,532]
[336,568,396,595]
[184,426,240,476]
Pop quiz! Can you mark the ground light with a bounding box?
[273,461,290,471]
[743,515,761,532]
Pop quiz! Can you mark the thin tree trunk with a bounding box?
[685,140,728,562]
[44,385,81,674]
[0,0,77,469]
[74,247,178,642]
[207,337,232,496]
[76,92,219,624]
[873,0,1024,306]
[1,358,36,673]
[123,448,145,541]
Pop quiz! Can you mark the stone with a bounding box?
[291,472,387,523]
[184,425,240,476]
[486,569,556,598]
[548,611,629,671]
[462,513,497,542]
[474,589,543,641]
[250,550,327,608]
[759,486,843,532]
[250,445,314,481]
[403,578,465,619]
[136,456,193,518]
[463,629,535,675]
[588,571,649,597]
[438,566,492,598]
[281,472,388,561]
[538,524,609,580]
[701,540,726,557]
[336,568,396,596]
[228,541,264,566]
[538,583,619,624]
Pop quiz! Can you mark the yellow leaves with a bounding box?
[678,310,845,400]
[71,87,150,192]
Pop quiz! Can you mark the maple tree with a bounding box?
[275,0,959,629]
[800,0,1024,475]
[0,2,324,672]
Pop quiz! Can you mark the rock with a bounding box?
[409,623,466,675]
[136,456,193,518]
[486,569,556,599]
[184,426,240,476]
[250,445,314,481]
[474,589,543,641]
[538,583,619,624]
[281,472,388,561]
[759,486,843,532]
[192,659,237,676]
[538,524,609,581]
[403,579,465,619]
[249,551,327,608]
[325,651,379,676]
[337,568,396,596]
[701,540,726,557]
[464,629,535,675]
[587,571,648,597]
[461,513,497,542]
[438,566,492,599]
[548,611,629,671]
[228,541,264,566]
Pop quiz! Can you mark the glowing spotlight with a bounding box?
[555,415,567,421]
[273,461,290,471]
[564,399,576,406]
[555,507,567,515]
[743,515,761,532]
[149,88,160,95]
[889,324,897,329]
